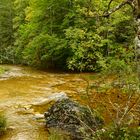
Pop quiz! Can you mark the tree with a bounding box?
[103,0,140,78]
[0,0,14,63]
[13,0,29,63]
[11,0,135,71]
[0,0,136,71]
[17,0,72,69]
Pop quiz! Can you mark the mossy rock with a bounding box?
[44,98,104,139]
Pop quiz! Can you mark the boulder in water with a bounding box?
[44,98,104,139]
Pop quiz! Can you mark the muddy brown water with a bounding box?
[1,65,139,140]
[0,65,89,140]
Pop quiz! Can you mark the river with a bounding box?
[0,65,88,140]
[1,65,139,140]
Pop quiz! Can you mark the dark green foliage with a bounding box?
[0,0,14,63]
[114,20,135,43]
[23,34,69,69]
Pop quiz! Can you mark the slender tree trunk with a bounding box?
[134,0,140,79]
[137,0,140,15]
[135,10,140,80]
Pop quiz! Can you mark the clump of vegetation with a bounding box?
[80,60,140,139]
[48,128,70,140]
[0,66,9,75]
[98,126,140,140]
[0,113,7,136]
[0,67,5,75]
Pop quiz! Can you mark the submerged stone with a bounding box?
[44,98,104,139]
[33,92,68,106]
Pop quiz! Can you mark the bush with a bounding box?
[80,60,140,140]
[65,28,106,72]
[0,67,5,75]
[97,126,140,140]
[0,66,10,75]
[22,33,69,69]
[0,113,6,135]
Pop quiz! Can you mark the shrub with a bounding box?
[97,126,140,140]
[0,67,5,75]
[0,113,7,135]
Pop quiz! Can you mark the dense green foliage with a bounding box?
[0,0,14,63]
[0,0,136,71]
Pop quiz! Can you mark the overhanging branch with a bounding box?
[106,0,114,12]
[103,0,134,17]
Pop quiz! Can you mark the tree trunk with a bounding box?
[135,18,140,79]
[134,0,140,79]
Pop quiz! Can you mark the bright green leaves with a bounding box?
[65,28,86,40]
[65,28,106,71]
[13,0,135,71]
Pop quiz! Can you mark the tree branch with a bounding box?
[103,0,134,17]
[106,0,114,12]
[137,0,140,17]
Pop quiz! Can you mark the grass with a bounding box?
[0,66,9,76]
[0,112,7,136]
[48,128,70,140]
[0,67,5,75]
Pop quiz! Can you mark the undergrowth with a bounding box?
[0,112,7,136]
[81,61,140,140]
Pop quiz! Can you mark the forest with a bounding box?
[0,0,137,71]
[0,0,140,140]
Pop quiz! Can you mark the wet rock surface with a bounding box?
[32,92,68,106]
[44,98,104,139]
